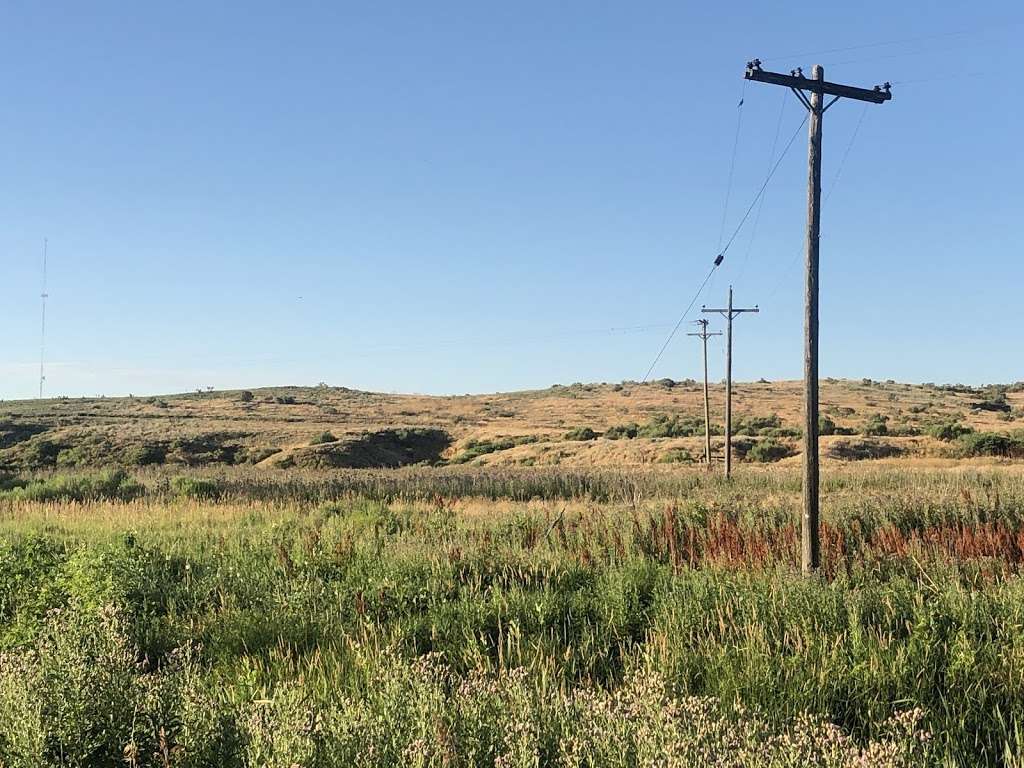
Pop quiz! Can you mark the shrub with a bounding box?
[746,439,796,463]
[169,476,221,500]
[604,423,639,440]
[127,443,166,466]
[564,427,599,442]
[818,416,837,436]
[888,422,922,437]
[239,390,254,403]
[926,422,973,442]
[862,414,890,436]
[734,414,781,435]
[971,392,1011,413]
[657,448,694,464]
[637,414,706,439]
[22,439,62,468]
[729,437,756,460]
[956,432,1024,458]
[450,436,538,464]
[0,470,143,503]
[827,439,905,461]
[310,431,338,445]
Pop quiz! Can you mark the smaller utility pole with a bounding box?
[702,286,758,478]
[39,238,48,400]
[687,319,721,469]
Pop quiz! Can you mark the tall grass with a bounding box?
[1,467,1024,765]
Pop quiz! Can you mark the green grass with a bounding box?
[1,466,1024,765]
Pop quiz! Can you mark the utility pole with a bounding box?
[702,286,758,479]
[687,319,721,469]
[39,238,48,399]
[744,60,891,573]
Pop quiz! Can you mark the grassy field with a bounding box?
[3,463,1024,766]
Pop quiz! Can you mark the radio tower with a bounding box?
[38,238,48,399]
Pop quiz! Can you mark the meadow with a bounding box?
[3,464,1024,766]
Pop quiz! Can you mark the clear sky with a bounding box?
[2,2,1021,399]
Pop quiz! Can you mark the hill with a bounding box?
[1,379,1022,471]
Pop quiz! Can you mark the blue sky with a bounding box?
[2,2,1021,399]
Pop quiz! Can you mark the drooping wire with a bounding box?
[717,81,747,251]
[718,110,809,259]
[640,263,719,383]
[765,102,870,299]
[735,90,788,287]
[640,107,809,382]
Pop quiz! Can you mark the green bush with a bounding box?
[657,448,694,464]
[827,439,905,461]
[734,414,782,436]
[638,414,699,439]
[169,476,221,500]
[0,470,143,503]
[564,427,599,442]
[745,439,795,463]
[926,422,973,442]
[449,436,538,464]
[971,392,1011,413]
[604,423,639,440]
[862,414,890,436]
[956,432,1024,458]
[127,443,166,466]
[310,431,338,445]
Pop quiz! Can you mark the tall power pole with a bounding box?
[744,60,891,573]
[687,319,721,469]
[702,286,758,479]
[39,238,48,400]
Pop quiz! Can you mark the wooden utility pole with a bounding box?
[743,60,891,573]
[687,319,722,469]
[702,286,758,479]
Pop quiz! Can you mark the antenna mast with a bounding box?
[39,238,48,399]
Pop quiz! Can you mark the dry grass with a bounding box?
[1,379,1021,469]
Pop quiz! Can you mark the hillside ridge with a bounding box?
[2,378,1021,471]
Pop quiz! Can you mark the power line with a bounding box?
[765,103,870,300]
[735,90,788,287]
[640,95,809,383]
[891,71,986,86]
[717,81,747,251]
[760,24,1005,64]
[640,262,718,383]
[718,110,809,258]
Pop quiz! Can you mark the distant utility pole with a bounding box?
[39,238,48,400]
[744,60,891,574]
[702,286,758,479]
[687,319,721,469]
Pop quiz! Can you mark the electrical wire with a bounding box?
[735,90,788,287]
[765,103,870,300]
[639,107,809,382]
[760,24,1004,64]
[640,263,719,383]
[717,81,747,251]
[718,110,809,258]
